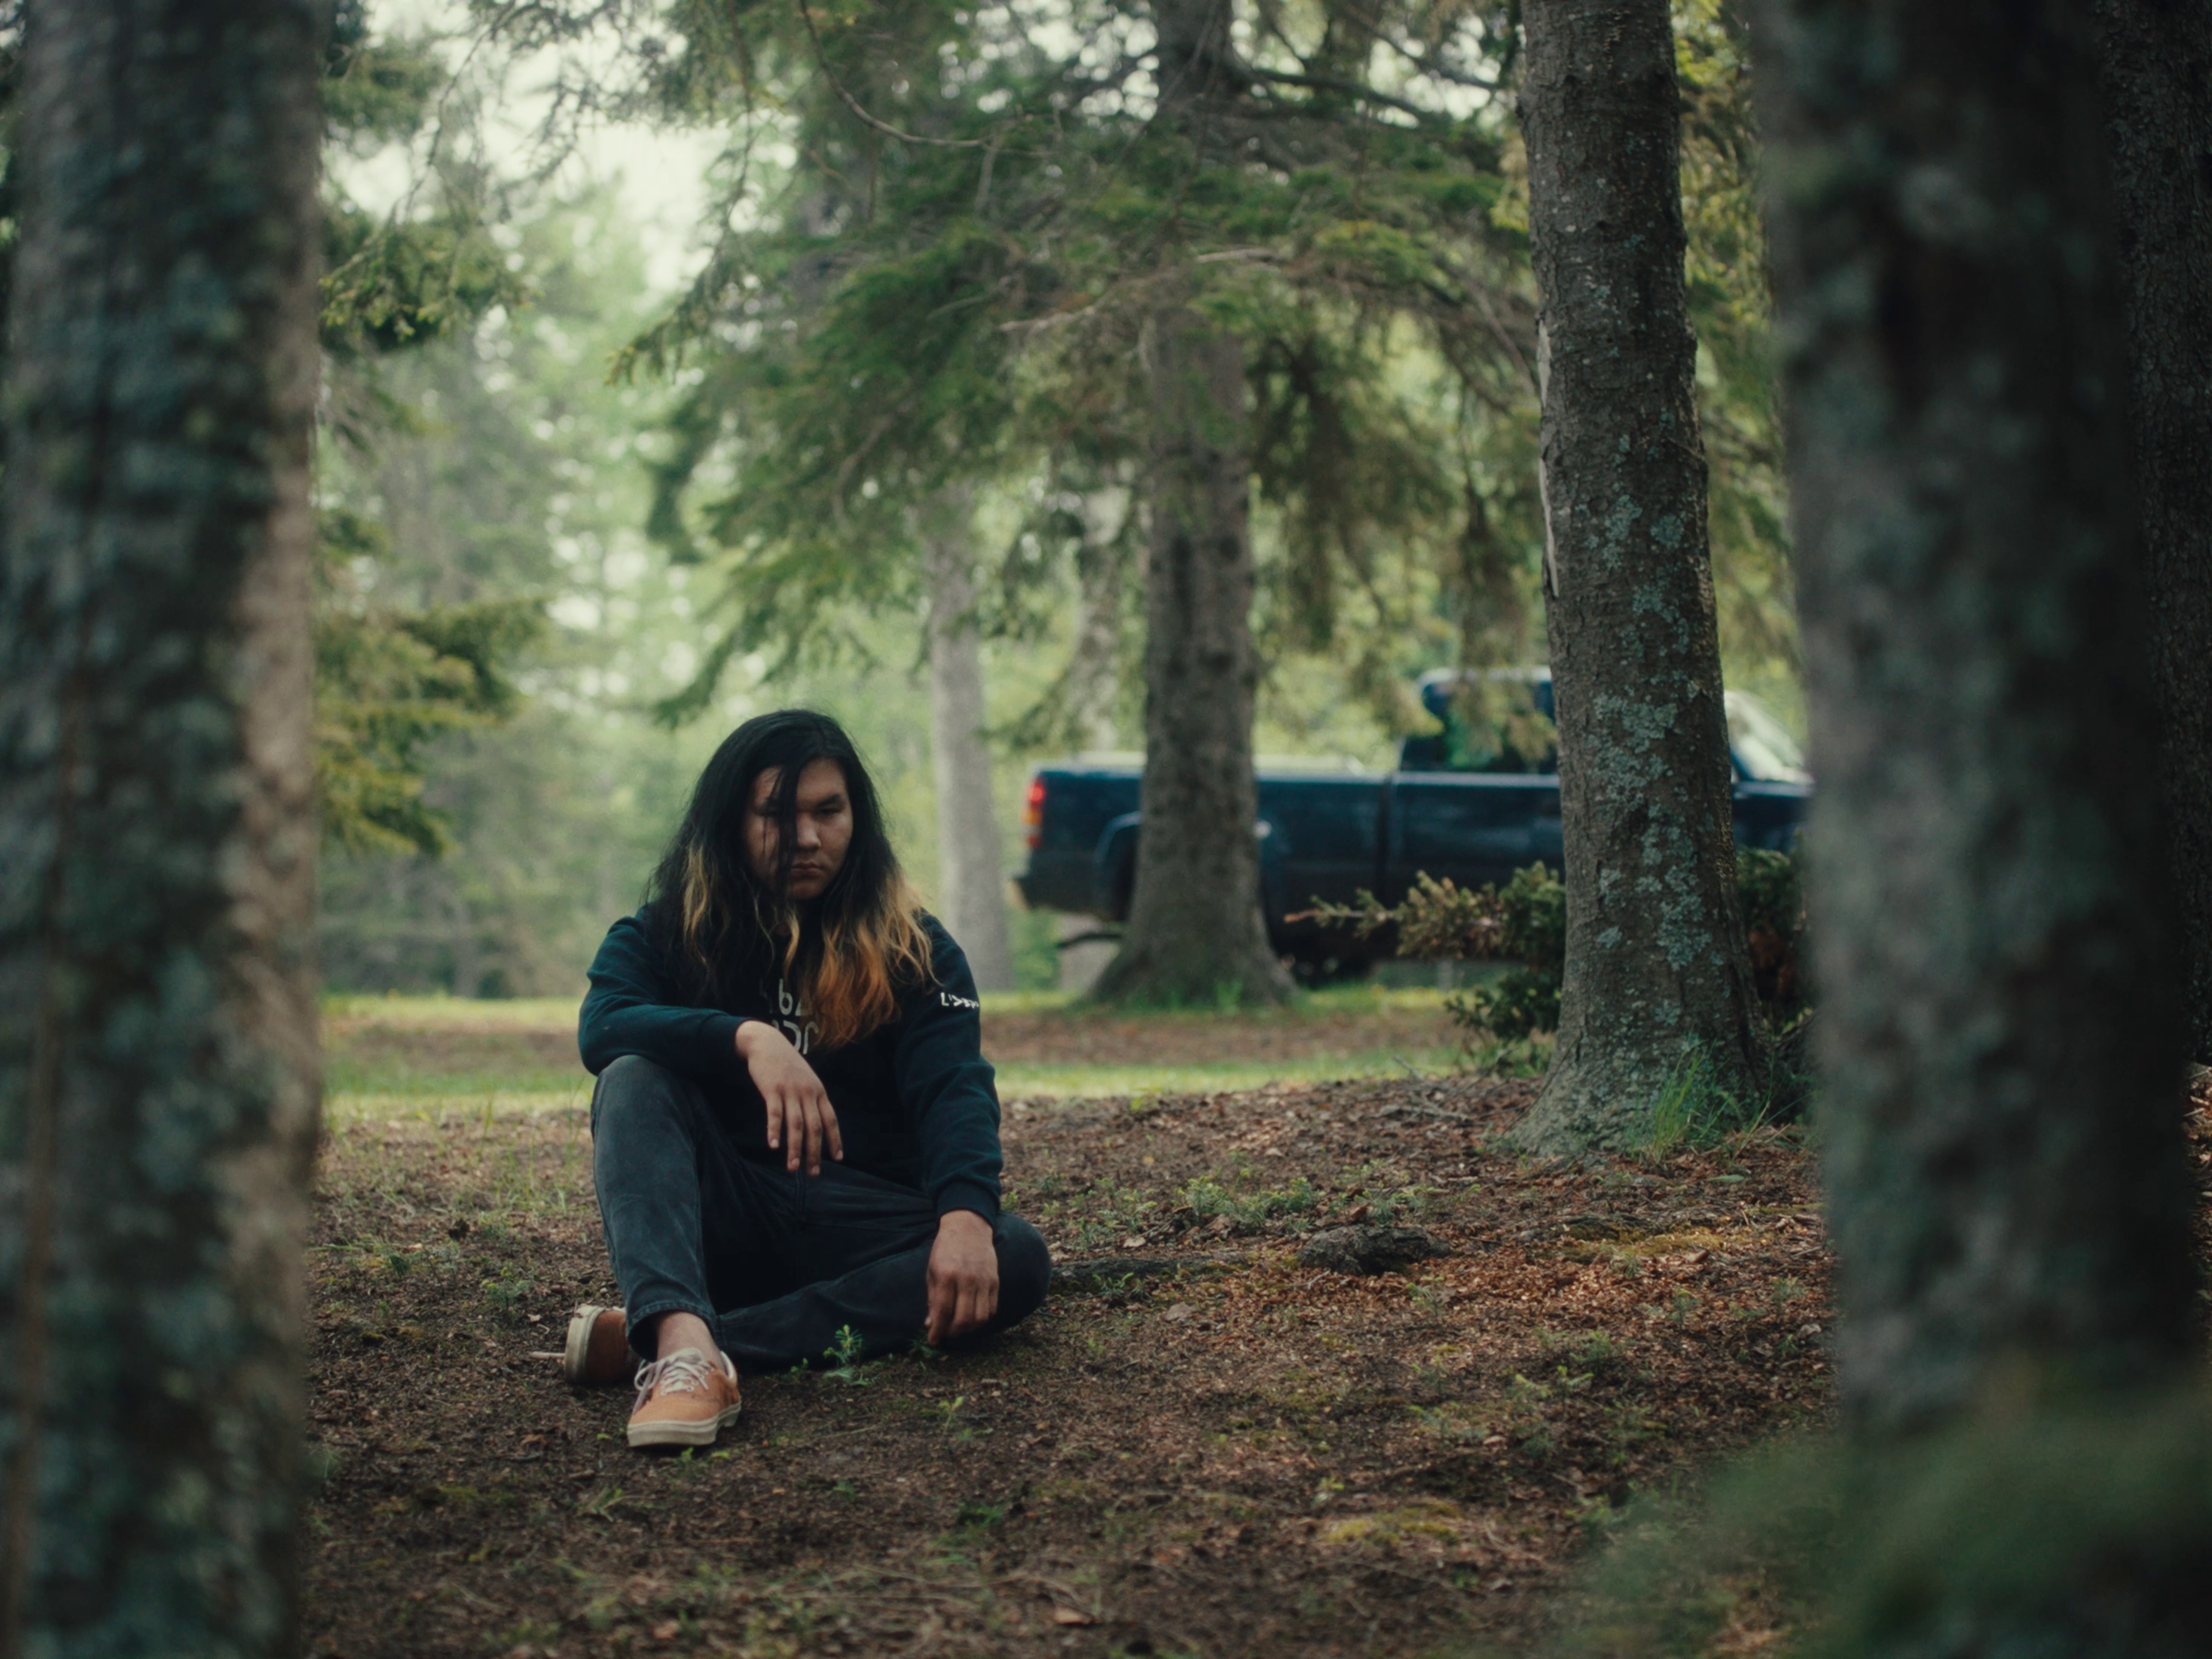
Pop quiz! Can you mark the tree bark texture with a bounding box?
[0,2,324,1653]
[1512,0,1768,1153]
[922,493,1015,991]
[1096,0,1292,1006]
[2092,0,2212,1065]
[1094,308,1294,1005]
[1752,0,2199,1437]
[1067,476,1130,753]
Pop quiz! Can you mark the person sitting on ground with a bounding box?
[565,708,1051,1449]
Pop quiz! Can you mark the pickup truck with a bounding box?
[1013,669,1811,976]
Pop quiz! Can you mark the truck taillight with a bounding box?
[1023,775,1046,848]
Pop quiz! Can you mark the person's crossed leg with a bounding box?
[567,1054,1051,1448]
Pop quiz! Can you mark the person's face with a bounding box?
[745,759,854,901]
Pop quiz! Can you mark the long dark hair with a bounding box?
[644,710,932,1046]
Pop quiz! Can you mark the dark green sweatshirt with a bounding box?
[578,908,1001,1219]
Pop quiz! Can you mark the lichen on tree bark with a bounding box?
[1511,0,1768,1153]
[0,2,325,1651]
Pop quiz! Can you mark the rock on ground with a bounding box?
[1296,1224,1451,1275]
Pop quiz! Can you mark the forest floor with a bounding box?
[305,998,1838,1659]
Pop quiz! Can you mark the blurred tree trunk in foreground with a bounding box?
[0,2,323,1653]
[921,488,1015,991]
[1511,0,1768,1153]
[1754,0,2198,1436]
[1093,0,1293,1008]
[2093,0,2212,1065]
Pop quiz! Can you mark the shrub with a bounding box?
[1736,846,1810,1022]
[1302,850,1809,1044]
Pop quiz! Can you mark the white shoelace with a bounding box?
[633,1346,724,1411]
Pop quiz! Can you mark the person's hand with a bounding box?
[736,1021,842,1175]
[925,1210,999,1346]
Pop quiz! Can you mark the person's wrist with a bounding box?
[938,1208,991,1238]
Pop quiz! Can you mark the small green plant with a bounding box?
[576,1485,628,1519]
[1361,1182,1437,1224]
[926,1394,985,1447]
[1603,1400,1659,1468]
[952,1498,1007,1530]
[1642,1045,1754,1159]
[1501,1371,1561,1458]
[1184,1173,1317,1230]
[820,1324,876,1385]
[1570,1330,1625,1371]
[495,1618,565,1651]
[1068,1179,1156,1248]
[1459,1031,1556,1077]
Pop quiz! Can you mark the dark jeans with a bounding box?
[589,1054,1050,1371]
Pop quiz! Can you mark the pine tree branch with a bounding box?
[795,0,990,151]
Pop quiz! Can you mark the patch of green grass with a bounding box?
[327,1060,589,1099]
[1009,982,1457,1019]
[322,993,582,1026]
[322,1089,582,1123]
[1053,1179,1158,1249]
[1642,1044,1762,1161]
[995,1049,1465,1100]
[480,1270,535,1315]
[1184,1173,1318,1228]
[322,987,1465,1108]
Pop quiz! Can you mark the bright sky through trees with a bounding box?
[333,0,721,297]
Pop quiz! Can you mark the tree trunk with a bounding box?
[1511,0,1768,1153]
[1067,473,1131,753]
[1752,0,2198,1437]
[1095,0,1292,1007]
[0,2,323,1653]
[2092,0,2212,1065]
[1092,307,1294,1007]
[922,490,1015,991]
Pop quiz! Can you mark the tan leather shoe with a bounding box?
[562,1305,637,1386]
[627,1347,742,1449]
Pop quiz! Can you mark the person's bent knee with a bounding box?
[591,1053,689,1130]
[597,1053,680,1092]
[991,1214,1052,1329]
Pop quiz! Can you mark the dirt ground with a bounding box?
[304,1012,1846,1659]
